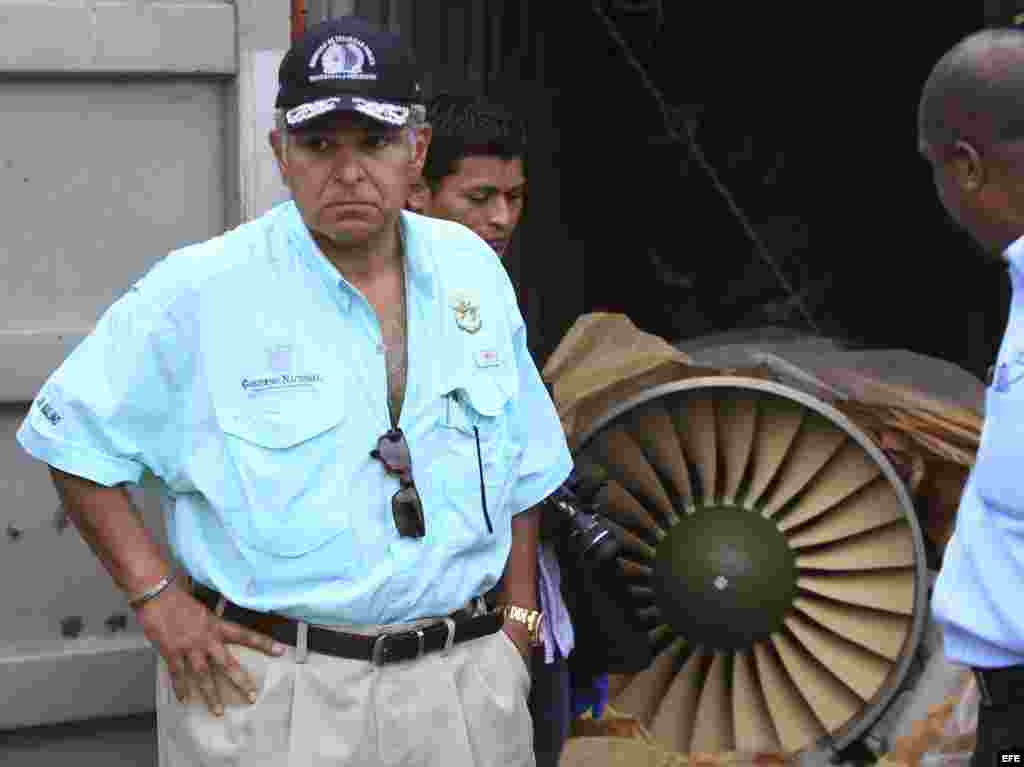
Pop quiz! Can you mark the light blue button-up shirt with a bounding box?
[931,235,1024,668]
[17,202,572,625]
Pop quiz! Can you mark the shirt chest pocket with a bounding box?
[973,386,1024,518]
[438,372,520,546]
[214,401,356,558]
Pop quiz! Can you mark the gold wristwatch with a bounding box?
[500,604,545,647]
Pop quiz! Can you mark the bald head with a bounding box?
[919,28,1024,150]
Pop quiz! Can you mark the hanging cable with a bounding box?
[592,2,821,335]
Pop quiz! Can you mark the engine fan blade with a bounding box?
[776,441,881,531]
[786,480,906,549]
[690,651,735,754]
[624,402,692,517]
[670,394,718,504]
[793,595,910,661]
[618,557,653,579]
[783,612,892,701]
[770,631,863,732]
[716,394,759,505]
[795,523,914,571]
[603,479,666,542]
[797,570,914,614]
[753,641,827,753]
[604,517,659,562]
[745,396,805,506]
[611,637,688,726]
[760,419,847,518]
[649,648,706,752]
[586,426,676,524]
[733,649,783,753]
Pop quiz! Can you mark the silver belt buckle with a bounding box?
[372,628,428,666]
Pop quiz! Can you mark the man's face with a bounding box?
[918,134,1016,258]
[412,155,526,257]
[270,113,429,249]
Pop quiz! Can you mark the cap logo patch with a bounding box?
[309,35,377,83]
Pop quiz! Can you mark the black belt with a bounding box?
[193,582,502,666]
[974,665,1024,705]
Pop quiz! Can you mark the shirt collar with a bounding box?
[281,202,435,310]
[1005,235,1024,294]
[399,210,436,299]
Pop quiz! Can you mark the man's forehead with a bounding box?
[451,155,526,186]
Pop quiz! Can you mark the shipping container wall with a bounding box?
[0,0,291,730]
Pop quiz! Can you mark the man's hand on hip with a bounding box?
[134,582,286,716]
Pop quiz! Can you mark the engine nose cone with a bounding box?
[652,506,797,650]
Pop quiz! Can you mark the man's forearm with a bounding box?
[500,505,540,609]
[50,467,174,596]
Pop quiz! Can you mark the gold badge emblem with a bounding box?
[449,291,482,334]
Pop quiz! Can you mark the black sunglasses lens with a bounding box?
[377,432,410,473]
[393,487,425,538]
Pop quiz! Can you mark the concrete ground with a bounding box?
[0,713,157,766]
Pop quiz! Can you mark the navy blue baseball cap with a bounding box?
[275,16,422,129]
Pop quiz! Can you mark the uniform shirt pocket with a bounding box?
[438,373,518,547]
[974,385,1024,518]
[214,400,355,558]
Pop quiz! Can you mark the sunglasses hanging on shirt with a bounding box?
[371,428,426,538]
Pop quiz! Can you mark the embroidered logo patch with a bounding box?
[36,395,62,426]
[309,35,377,83]
[240,374,323,393]
[241,345,321,394]
[449,291,482,334]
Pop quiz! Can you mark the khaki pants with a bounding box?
[156,622,534,766]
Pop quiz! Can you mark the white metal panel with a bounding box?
[0,1,235,74]
[237,48,292,223]
[0,402,172,729]
[0,0,292,735]
[1,78,227,402]
[1,54,229,737]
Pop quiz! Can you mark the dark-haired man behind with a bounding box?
[408,94,576,767]
[408,94,527,258]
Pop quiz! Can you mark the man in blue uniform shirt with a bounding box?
[919,27,1024,767]
[17,16,571,767]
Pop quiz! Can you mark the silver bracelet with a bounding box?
[128,573,176,609]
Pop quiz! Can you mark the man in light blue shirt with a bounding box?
[18,16,570,767]
[919,28,1024,767]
